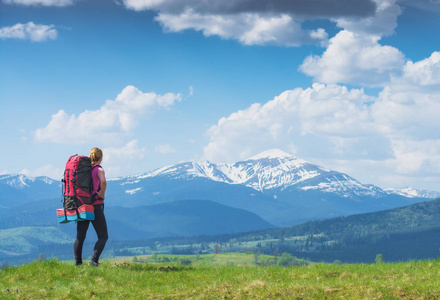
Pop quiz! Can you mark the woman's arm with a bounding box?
[97,168,107,200]
[99,181,107,200]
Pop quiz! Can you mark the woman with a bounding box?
[74,147,108,266]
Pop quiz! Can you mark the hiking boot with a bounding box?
[89,261,99,267]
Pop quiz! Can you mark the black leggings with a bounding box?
[74,204,108,264]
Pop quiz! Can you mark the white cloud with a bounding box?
[389,140,440,175]
[155,144,176,154]
[103,140,147,177]
[0,22,58,42]
[121,0,352,46]
[373,85,440,141]
[156,10,327,47]
[203,83,379,163]
[3,0,73,6]
[35,85,182,144]
[300,30,405,86]
[399,51,440,87]
[120,0,407,47]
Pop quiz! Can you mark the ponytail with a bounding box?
[90,147,103,164]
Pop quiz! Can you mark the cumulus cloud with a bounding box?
[373,87,440,142]
[0,22,58,42]
[3,0,73,6]
[35,85,182,144]
[157,10,327,46]
[300,30,405,86]
[123,0,390,46]
[120,0,412,47]
[203,52,440,188]
[398,52,440,87]
[103,140,147,177]
[203,83,381,163]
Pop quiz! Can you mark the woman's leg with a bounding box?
[74,219,90,265]
[90,204,108,264]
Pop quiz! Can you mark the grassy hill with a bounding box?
[1,258,440,299]
[0,227,72,256]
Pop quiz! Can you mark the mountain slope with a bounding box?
[0,198,275,240]
[106,199,275,240]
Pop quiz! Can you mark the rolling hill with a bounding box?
[157,197,440,263]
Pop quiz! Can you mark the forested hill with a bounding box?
[238,197,440,262]
[140,198,440,263]
[274,197,440,240]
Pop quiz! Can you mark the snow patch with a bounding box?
[384,187,440,199]
[247,149,292,160]
[125,187,142,195]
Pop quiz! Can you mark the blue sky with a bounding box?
[1,0,440,191]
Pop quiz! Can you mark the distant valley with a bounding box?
[1,149,439,265]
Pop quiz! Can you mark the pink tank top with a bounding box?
[92,165,104,205]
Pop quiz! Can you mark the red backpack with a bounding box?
[62,155,96,210]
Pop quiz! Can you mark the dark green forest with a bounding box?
[109,198,440,263]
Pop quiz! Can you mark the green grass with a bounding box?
[2,258,440,299]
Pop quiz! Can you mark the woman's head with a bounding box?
[90,147,103,164]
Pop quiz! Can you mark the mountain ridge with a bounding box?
[2,149,438,199]
[1,149,438,226]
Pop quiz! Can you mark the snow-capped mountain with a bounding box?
[0,174,61,208]
[384,187,440,199]
[104,149,439,226]
[0,174,58,189]
[120,149,384,198]
[126,149,325,191]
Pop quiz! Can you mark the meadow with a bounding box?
[1,253,440,299]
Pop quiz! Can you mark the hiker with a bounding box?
[74,147,108,266]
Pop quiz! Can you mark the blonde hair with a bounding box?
[90,147,103,164]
